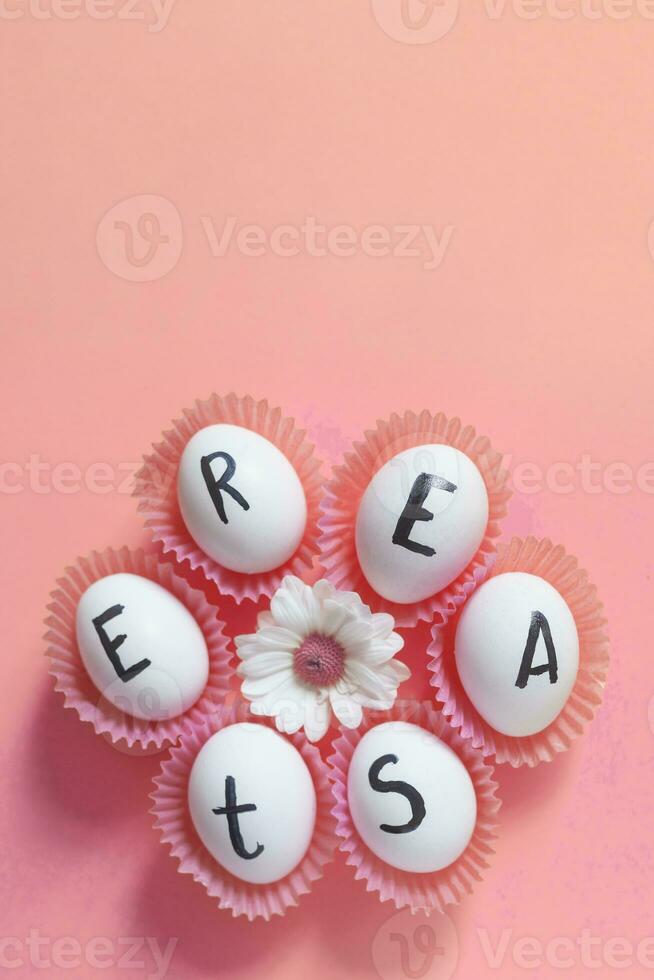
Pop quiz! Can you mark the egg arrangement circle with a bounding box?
[44,396,610,920]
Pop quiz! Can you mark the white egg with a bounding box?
[355,444,489,604]
[76,573,209,722]
[177,423,307,575]
[347,722,477,874]
[454,572,579,737]
[188,724,316,885]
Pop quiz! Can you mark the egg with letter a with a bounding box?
[454,572,580,737]
[177,423,307,574]
[347,722,477,874]
[76,573,209,722]
[355,444,489,604]
[188,724,317,885]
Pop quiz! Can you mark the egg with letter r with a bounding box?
[177,424,307,574]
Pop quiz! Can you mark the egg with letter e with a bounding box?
[454,571,580,737]
[355,444,489,604]
[188,724,317,884]
[76,573,209,721]
[177,423,307,574]
[347,722,477,873]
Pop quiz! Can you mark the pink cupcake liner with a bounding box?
[328,701,501,914]
[150,701,336,921]
[319,410,511,628]
[133,392,324,603]
[427,536,610,768]
[44,546,234,750]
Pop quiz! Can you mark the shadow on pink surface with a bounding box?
[132,849,390,976]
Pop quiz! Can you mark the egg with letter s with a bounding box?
[355,444,489,604]
[75,573,209,721]
[188,724,317,885]
[177,423,307,575]
[454,572,580,737]
[347,722,477,873]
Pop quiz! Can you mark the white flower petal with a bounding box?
[274,693,312,735]
[240,576,406,743]
[368,611,398,638]
[240,667,296,700]
[302,696,331,742]
[312,579,337,602]
[255,625,302,651]
[344,660,399,701]
[270,576,320,635]
[236,650,294,678]
[388,660,411,683]
[329,691,363,729]
[336,589,370,614]
[348,639,406,667]
[234,631,259,652]
[235,639,277,662]
[335,618,372,650]
[314,599,348,637]
[353,692,396,710]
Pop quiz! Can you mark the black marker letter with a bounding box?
[212,775,264,860]
[392,473,457,557]
[201,451,250,525]
[92,605,151,683]
[368,754,426,834]
[515,610,558,689]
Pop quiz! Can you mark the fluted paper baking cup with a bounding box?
[427,536,610,767]
[150,702,336,920]
[328,701,500,913]
[134,392,324,603]
[319,410,511,627]
[44,546,234,749]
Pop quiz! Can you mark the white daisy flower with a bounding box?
[235,576,410,743]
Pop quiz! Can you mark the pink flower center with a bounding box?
[294,633,345,687]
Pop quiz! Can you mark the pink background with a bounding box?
[1,2,653,978]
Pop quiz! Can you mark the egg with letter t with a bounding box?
[188,723,317,885]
